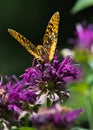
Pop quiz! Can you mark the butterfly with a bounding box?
[8,12,60,62]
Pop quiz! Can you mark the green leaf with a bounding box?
[71,127,89,130]
[19,127,36,130]
[71,0,93,14]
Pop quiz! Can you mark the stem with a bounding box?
[85,89,93,130]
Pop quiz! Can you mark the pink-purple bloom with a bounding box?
[21,52,79,102]
[0,49,80,129]
[69,22,93,52]
[30,103,83,130]
[0,75,37,119]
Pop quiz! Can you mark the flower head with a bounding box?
[30,103,83,130]
[21,52,79,103]
[0,75,37,119]
[69,22,93,52]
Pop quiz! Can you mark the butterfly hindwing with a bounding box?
[8,29,42,60]
[36,45,49,61]
[43,12,60,61]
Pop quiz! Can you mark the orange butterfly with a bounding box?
[8,12,60,62]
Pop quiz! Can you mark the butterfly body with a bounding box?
[8,12,60,62]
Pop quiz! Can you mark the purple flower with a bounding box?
[30,103,83,130]
[0,75,37,119]
[69,22,93,52]
[21,52,79,102]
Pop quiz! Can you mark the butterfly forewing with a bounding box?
[8,29,42,60]
[43,12,60,61]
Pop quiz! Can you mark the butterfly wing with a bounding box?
[36,45,49,62]
[43,12,60,61]
[8,29,42,60]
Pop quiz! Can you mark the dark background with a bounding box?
[0,0,93,75]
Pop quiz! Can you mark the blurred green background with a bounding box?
[0,0,93,75]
